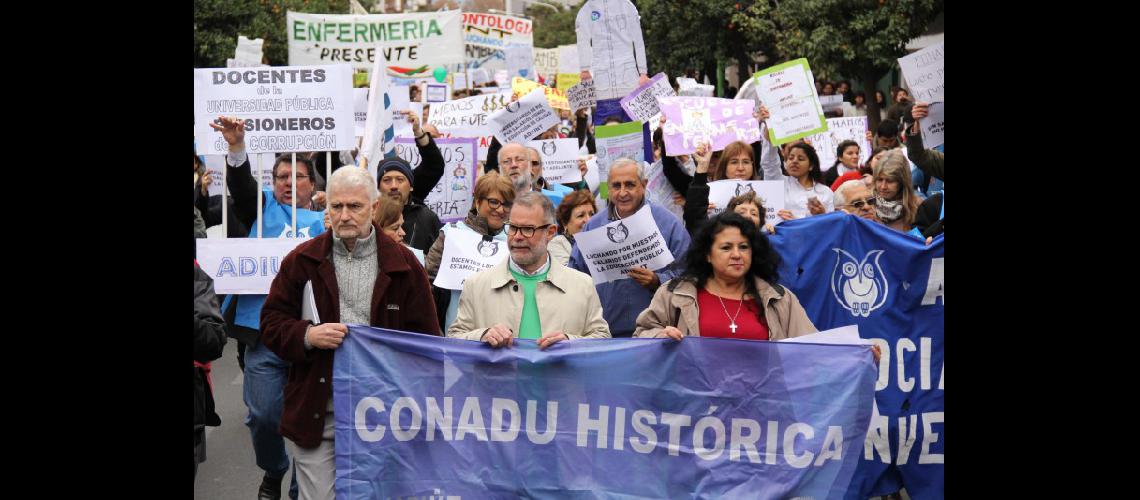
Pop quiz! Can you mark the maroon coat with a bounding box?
[261,224,441,449]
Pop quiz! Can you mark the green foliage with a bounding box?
[638,0,776,85]
[527,1,581,48]
[194,0,350,68]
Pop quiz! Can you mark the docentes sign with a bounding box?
[194,65,355,155]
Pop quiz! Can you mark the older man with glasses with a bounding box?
[833,179,879,222]
[449,191,611,347]
[498,142,574,208]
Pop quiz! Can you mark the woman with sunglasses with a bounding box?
[426,172,516,331]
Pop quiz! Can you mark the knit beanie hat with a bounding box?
[377,157,414,184]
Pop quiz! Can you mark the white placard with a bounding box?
[235,35,264,64]
[779,325,872,345]
[425,83,450,103]
[584,156,599,192]
[202,155,227,198]
[898,42,944,103]
[919,102,945,149]
[707,180,785,226]
[573,205,674,285]
[533,47,559,82]
[195,238,309,294]
[452,70,469,90]
[677,77,714,97]
[353,88,368,137]
[433,229,508,290]
[804,116,872,171]
[389,86,414,137]
[566,79,597,111]
[526,138,581,183]
[194,65,355,155]
[753,60,826,145]
[488,88,560,145]
[494,69,510,87]
[557,44,579,75]
[505,44,536,80]
[819,95,844,110]
[427,91,513,138]
[619,72,676,123]
[286,11,464,74]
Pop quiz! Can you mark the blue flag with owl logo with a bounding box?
[767,213,944,500]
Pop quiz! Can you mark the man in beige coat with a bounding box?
[448,191,611,347]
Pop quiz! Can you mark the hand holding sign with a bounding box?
[209,116,246,146]
[627,266,660,291]
[307,323,348,350]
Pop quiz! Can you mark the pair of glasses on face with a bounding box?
[482,198,512,210]
[275,175,310,182]
[846,197,877,209]
[506,223,553,238]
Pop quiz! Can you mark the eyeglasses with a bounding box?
[275,174,310,182]
[846,197,877,209]
[506,223,553,238]
[501,156,529,165]
[328,202,367,213]
[482,198,512,210]
[531,161,541,166]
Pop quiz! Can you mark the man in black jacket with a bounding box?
[194,263,227,480]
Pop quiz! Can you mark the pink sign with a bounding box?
[658,96,761,155]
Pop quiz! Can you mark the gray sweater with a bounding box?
[331,229,378,325]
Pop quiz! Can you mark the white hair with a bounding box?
[328,166,379,202]
[498,142,528,163]
[833,179,867,207]
[607,157,647,181]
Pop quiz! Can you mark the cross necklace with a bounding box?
[716,293,745,334]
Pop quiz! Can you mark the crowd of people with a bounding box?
[193,70,943,499]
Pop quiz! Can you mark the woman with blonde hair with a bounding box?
[872,150,923,238]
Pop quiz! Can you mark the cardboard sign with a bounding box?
[488,88,560,145]
[427,91,513,138]
[286,11,464,75]
[919,102,945,149]
[657,96,761,154]
[433,229,508,290]
[353,88,368,137]
[752,58,827,145]
[425,83,450,103]
[573,205,674,284]
[194,65,355,155]
[898,42,944,103]
[526,138,581,183]
[804,117,872,171]
[707,180,785,225]
[195,238,309,294]
[533,47,559,82]
[594,120,645,184]
[395,137,478,224]
[566,79,597,111]
[511,77,570,110]
[618,72,675,123]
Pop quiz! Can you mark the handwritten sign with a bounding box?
[353,88,368,137]
[566,79,596,111]
[433,229,508,290]
[194,65,355,155]
[594,120,645,186]
[573,205,674,284]
[804,117,872,171]
[533,47,559,82]
[658,96,761,154]
[427,91,513,138]
[286,12,464,75]
[919,102,945,149]
[389,86,414,137]
[898,42,944,103]
[819,95,844,111]
[511,77,570,110]
[196,238,309,294]
[752,58,826,145]
[488,88,560,145]
[395,137,477,224]
[707,180,785,226]
[526,138,581,183]
[619,72,675,123]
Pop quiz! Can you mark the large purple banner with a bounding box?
[659,96,762,154]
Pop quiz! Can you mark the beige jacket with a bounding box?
[447,257,612,340]
[633,278,816,340]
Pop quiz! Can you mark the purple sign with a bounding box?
[658,96,762,154]
[394,137,478,224]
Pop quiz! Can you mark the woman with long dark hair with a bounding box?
[822,140,862,188]
[633,212,816,340]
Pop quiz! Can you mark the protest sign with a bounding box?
[555,44,580,91]
[389,85,413,137]
[753,58,827,145]
[427,91,512,138]
[644,160,684,221]
[511,76,570,110]
[919,102,945,149]
[352,88,368,137]
[898,42,944,103]
[573,205,674,284]
[525,138,581,183]
[286,12,463,75]
[505,44,536,79]
[566,79,596,111]
[494,69,510,87]
[488,88,560,145]
[462,12,533,74]
[425,83,450,103]
[533,47,559,82]
[452,70,468,90]
[196,238,309,294]
[471,67,492,86]
[231,35,264,67]
[804,116,872,171]
[395,137,476,224]
[676,77,714,97]
[334,326,875,500]
[819,95,844,111]
[194,65,355,155]
[707,179,785,225]
[583,155,599,192]
[768,214,944,499]
[432,229,508,290]
[594,120,646,187]
[619,72,675,123]
[658,96,762,154]
[555,71,581,91]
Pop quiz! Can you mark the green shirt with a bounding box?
[508,258,551,339]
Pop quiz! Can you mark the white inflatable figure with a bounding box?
[575,0,649,101]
